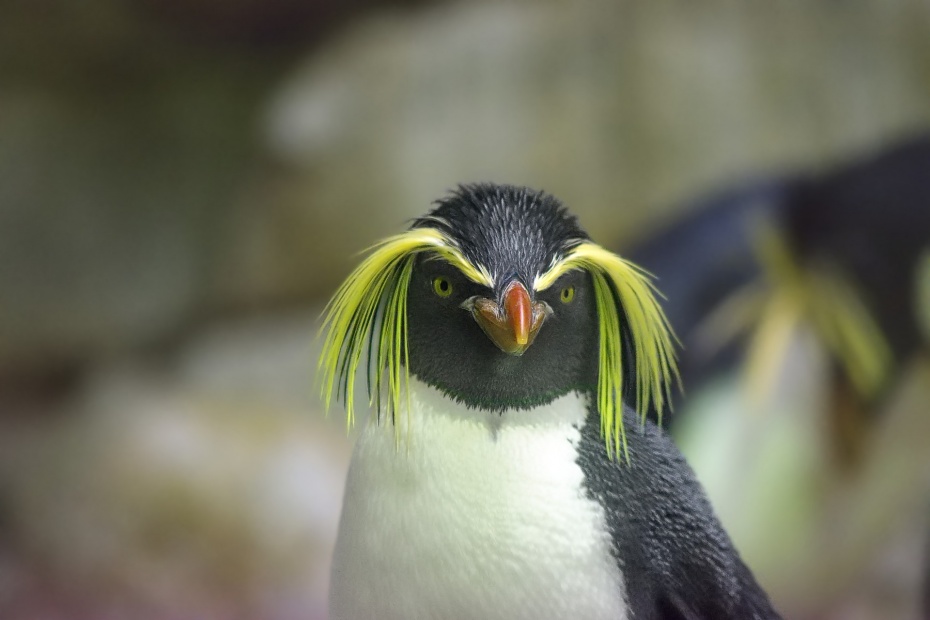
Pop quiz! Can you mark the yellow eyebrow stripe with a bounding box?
[317,227,491,443]
[535,241,680,461]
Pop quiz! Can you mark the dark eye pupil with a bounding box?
[433,277,453,297]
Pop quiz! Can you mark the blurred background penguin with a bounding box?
[0,2,928,619]
[627,134,930,618]
[630,135,930,468]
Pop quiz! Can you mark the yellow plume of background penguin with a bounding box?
[319,183,781,620]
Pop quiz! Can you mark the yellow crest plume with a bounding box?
[317,228,492,436]
[535,242,681,461]
[745,224,892,401]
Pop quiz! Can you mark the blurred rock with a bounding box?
[254,1,930,304]
[0,0,293,377]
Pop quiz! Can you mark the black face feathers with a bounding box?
[404,253,600,411]
[413,184,589,294]
[404,184,599,413]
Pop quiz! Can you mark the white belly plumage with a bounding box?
[329,378,628,620]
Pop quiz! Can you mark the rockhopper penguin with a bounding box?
[319,183,782,620]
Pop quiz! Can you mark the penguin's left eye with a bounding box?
[560,286,575,304]
[433,276,453,298]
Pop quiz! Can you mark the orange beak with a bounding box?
[469,281,549,356]
[505,282,532,346]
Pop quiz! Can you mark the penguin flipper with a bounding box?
[576,406,783,620]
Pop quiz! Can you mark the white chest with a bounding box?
[329,379,628,620]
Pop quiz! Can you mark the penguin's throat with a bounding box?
[381,378,591,439]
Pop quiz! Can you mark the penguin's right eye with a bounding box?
[433,276,453,298]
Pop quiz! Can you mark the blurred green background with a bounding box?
[1,1,928,619]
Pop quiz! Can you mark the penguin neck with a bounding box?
[356,378,594,478]
[390,377,591,439]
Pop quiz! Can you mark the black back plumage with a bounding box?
[786,136,930,373]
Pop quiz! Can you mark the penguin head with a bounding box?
[403,184,600,410]
[319,183,678,457]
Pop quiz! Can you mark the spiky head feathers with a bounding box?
[318,183,679,459]
[413,184,587,289]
